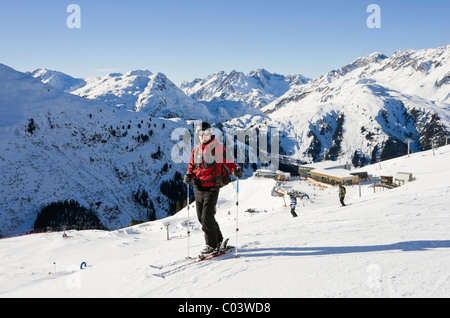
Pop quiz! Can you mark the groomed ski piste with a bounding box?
[1,146,449,298]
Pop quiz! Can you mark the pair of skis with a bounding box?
[151,239,234,279]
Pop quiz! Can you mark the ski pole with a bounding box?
[187,183,191,259]
[235,178,239,258]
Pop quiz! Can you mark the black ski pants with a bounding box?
[195,187,223,249]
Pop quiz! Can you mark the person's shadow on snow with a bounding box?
[239,240,450,257]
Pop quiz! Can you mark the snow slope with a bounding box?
[1,145,449,298]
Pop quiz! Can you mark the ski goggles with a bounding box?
[197,128,212,136]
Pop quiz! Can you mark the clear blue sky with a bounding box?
[0,0,449,84]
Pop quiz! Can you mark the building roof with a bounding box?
[301,160,351,171]
[310,168,356,179]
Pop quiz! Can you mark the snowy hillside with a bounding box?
[1,145,449,297]
[0,64,195,236]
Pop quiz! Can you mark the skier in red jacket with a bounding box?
[184,122,242,255]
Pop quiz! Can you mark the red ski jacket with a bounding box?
[187,137,238,188]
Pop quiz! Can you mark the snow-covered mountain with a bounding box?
[29,68,86,93]
[68,71,215,121]
[0,64,194,236]
[1,145,449,297]
[69,70,154,110]
[257,45,450,164]
[179,68,310,109]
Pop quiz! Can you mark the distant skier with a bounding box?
[184,122,242,255]
[339,184,347,206]
[289,193,298,217]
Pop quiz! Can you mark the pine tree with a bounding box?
[34,200,104,231]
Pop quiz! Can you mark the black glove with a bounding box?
[184,174,192,184]
[232,167,243,179]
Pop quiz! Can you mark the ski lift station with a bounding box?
[298,161,358,185]
[253,169,291,180]
[298,161,352,177]
[253,169,278,179]
[310,168,359,185]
